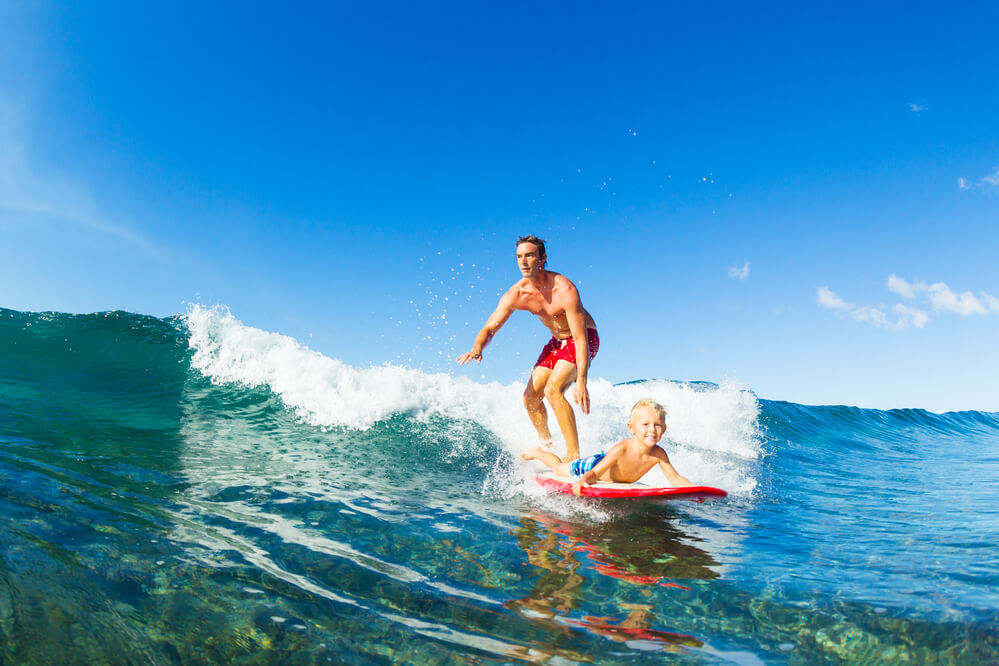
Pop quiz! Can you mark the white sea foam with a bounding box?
[184,304,760,496]
[184,304,534,440]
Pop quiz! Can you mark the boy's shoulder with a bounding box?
[647,443,670,460]
[611,436,637,451]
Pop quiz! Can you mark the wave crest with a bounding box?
[184,305,762,494]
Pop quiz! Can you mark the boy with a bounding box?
[521,398,695,496]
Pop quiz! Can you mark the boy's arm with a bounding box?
[572,443,625,496]
[456,290,516,364]
[656,451,695,487]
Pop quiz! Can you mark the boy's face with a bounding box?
[628,407,667,446]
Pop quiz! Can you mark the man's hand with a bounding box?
[456,350,482,365]
[573,379,590,414]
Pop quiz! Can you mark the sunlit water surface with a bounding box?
[1,307,997,663]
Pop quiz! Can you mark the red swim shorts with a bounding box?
[534,329,600,369]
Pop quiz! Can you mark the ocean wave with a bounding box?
[183,304,762,495]
[4,305,999,661]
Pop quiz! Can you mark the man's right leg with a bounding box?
[542,360,581,461]
[524,366,555,448]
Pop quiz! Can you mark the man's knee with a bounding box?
[524,385,543,407]
[543,381,568,403]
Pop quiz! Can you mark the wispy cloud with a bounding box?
[728,261,750,280]
[816,286,851,310]
[908,102,928,113]
[886,274,916,299]
[816,288,925,331]
[819,275,998,330]
[888,275,992,315]
[851,304,894,329]
[957,166,999,191]
[0,99,154,251]
[892,303,931,329]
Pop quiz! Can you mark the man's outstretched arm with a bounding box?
[456,291,516,365]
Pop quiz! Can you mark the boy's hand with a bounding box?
[572,479,586,496]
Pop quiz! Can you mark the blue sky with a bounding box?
[2,2,997,412]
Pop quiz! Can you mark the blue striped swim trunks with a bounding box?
[569,453,605,478]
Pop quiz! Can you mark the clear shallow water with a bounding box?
[1,306,997,663]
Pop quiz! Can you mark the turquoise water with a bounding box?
[1,306,997,663]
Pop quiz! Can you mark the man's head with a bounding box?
[515,235,547,277]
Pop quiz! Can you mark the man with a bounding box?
[456,235,599,461]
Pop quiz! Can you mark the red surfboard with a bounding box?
[536,472,727,500]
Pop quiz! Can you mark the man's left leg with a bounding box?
[543,359,581,461]
[524,366,555,447]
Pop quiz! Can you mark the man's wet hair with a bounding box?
[516,235,546,257]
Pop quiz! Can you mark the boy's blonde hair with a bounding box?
[629,398,667,424]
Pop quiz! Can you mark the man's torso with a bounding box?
[510,272,596,338]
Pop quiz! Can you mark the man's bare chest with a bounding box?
[515,289,565,317]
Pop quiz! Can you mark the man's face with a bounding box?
[516,243,545,277]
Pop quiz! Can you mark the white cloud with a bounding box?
[959,167,999,191]
[851,305,889,327]
[886,275,988,316]
[845,304,928,331]
[728,261,750,280]
[887,274,918,299]
[816,286,851,310]
[908,102,928,113]
[892,304,930,329]
[824,300,927,332]
[819,276,997,331]
[926,282,985,315]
